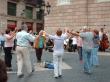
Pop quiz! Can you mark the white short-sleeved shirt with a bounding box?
[49,34,67,53]
[72,37,77,45]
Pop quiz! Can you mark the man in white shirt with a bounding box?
[16,24,35,78]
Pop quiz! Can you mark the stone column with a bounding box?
[0,0,7,31]
[33,8,36,20]
[33,8,37,32]
[33,22,36,32]
[16,1,25,17]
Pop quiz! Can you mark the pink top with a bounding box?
[77,36,83,47]
[4,34,14,47]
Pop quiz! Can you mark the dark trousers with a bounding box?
[4,47,12,67]
[35,48,43,62]
[72,44,77,52]
[13,39,17,51]
[0,41,4,51]
[77,47,83,61]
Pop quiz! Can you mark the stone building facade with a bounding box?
[0,0,43,32]
[44,0,110,33]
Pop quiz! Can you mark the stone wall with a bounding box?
[88,0,110,32]
[44,0,110,33]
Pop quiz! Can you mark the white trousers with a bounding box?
[16,46,32,75]
[53,52,63,77]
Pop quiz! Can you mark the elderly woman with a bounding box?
[34,30,46,63]
[4,29,16,71]
[47,28,69,78]
[91,30,100,66]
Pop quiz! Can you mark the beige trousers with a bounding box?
[16,46,32,75]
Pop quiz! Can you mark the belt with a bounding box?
[17,45,27,47]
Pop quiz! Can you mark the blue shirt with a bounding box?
[80,32,94,50]
[93,35,100,48]
[0,35,5,45]
[16,30,35,47]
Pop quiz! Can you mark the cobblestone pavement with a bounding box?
[1,50,110,82]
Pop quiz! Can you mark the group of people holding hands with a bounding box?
[1,24,108,80]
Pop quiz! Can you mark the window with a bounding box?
[36,10,43,20]
[7,2,16,16]
[25,6,33,19]
[57,0,70,5]
[36,0,43,20]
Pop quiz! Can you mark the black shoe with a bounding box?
[54,76,58,79]
[59,75,62,78]
[32,69,34,72]
[87,72,92,75]
[18,74,24,78]
[84,71,92,75]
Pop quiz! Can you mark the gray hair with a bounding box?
[21,24,28,31]
[82,26,89,32]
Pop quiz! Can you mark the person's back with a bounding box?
[16,31,28,46]
[79,28,94,74]
[81,32,94,50]
[53,35,65,52]
[16,23,35,78]
[16,30,35,47]
[48,29,68,78]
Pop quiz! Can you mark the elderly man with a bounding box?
[72,27,94,74]
[16,24,35,78]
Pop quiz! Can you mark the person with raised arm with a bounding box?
[71,27,94,74]
[46,28,69,78]
[16,23,35,78]
[4,29,16,71]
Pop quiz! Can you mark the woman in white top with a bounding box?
[4,29,16,71]
[72,36,77,52]
[47,29,68,78]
